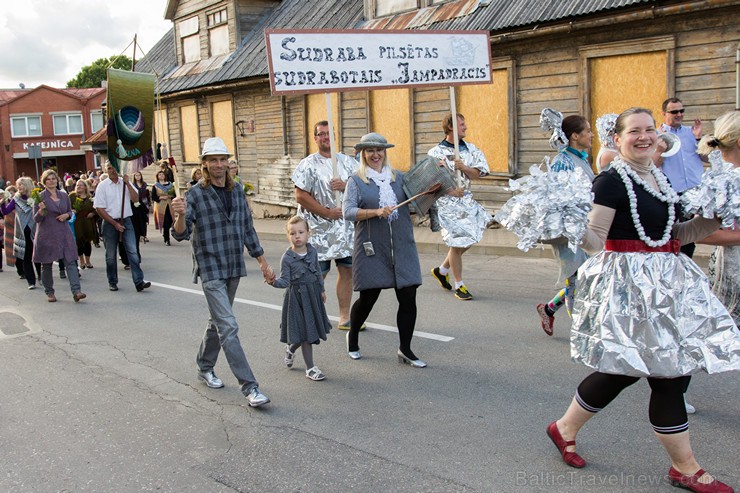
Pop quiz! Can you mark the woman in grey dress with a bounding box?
[342,133,426,368]
[33,169,86,303]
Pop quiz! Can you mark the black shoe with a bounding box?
[431,267,452,290]
[59,270,66,279]
[454,285,473,301]
[136,281,151,292]
[109,284,119,291]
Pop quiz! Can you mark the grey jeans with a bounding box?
[41,260,81,295]
[197,277,258,395]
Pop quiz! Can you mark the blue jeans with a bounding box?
[197,277,258,395]
[101,218,144,286]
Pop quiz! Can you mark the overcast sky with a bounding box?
[0,0,172,89]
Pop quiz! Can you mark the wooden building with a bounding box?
[136,0,740,217]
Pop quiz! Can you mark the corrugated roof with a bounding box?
[375,0,651,32]
[137,0,365,94]
[136,0,673,94]
[134,28,177,77]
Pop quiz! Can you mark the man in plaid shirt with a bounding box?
[172,137,275,408]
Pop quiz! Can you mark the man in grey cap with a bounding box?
[293,121,360,330]
[171,137,275,408]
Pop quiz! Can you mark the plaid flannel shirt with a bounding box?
[172,182,264,283]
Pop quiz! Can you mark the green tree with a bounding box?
[66,55,134,88]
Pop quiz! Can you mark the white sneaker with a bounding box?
[684,397,696,414]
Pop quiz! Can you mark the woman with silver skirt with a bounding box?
[547,108,739,493]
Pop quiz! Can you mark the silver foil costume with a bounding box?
[428,141,492,248]
[572,249,740,377]
[292,152,358,261]
[680,150,740,229]
[494,164,593,255]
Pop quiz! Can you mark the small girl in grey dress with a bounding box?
[270,216,332,381]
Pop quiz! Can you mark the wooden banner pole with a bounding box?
[325,92,341,204]
[449,86,463,188]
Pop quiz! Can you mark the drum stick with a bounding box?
[394,183,442,209]
[325,92,341,204]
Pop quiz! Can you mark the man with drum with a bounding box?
[293,121,359,330]
[428,113,492,301]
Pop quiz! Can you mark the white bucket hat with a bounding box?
[199,137,233,158]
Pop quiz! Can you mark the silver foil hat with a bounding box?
[596,113,618,149]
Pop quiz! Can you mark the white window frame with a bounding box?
[207,8,227,27]
[90,110,104,134]
[10,114,42,138]
[52,112,84,135]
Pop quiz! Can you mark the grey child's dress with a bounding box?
[273,243,332,344]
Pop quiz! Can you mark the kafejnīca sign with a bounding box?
[264,29,491,95]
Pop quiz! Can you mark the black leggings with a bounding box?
[575,372,690,434]
[348,286,418,358]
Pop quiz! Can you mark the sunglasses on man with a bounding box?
[667,109,685,115]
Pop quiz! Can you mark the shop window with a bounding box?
[53,113,83,135]
[11,115,42,137]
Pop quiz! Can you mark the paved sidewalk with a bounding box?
[252,218,712,267]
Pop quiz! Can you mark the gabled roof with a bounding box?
[133,28,177,78]
[136,0,364,94]
[0,85,105,106]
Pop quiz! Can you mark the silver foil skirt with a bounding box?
[680,151,740,229]
[571,250,740,377]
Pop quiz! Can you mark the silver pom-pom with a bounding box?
[596,113,618,150]
[540,108,567,150]
[494,162,593,252]
[680,151,740,229]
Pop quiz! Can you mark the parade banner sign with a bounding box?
[106,68,156,172]
[265,29,491,95]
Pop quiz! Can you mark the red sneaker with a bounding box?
[536,304,554,336]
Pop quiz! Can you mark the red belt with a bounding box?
[605,239,681,255]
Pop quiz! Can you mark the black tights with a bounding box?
[348,286,418,359]
[576,372,690,434]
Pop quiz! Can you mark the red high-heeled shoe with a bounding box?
[546,421,586,468]
[668,467,734,493]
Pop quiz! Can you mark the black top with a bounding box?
[592,168,676,241]
[212,184,232,216]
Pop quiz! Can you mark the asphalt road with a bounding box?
[0,233,737,493]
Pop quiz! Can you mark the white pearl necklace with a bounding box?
[612,158,679,247]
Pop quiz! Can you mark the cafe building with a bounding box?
[0,85,106,183]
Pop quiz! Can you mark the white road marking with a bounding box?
[150,281,454,342]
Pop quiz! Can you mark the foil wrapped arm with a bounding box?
[494,164,593,252]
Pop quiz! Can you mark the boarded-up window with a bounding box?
[209,24,229,56]
[370,88,411,170]
[376,0,417,17]
[589,52,667,162]
[457,69,508,173]
[211,100,235,154]
[154,108,169,152]
[183,35,200,63]
[306,93,340,155]
[180,105,199,163]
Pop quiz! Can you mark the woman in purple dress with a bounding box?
[33,169,86,303]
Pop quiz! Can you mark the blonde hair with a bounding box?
[16,177,34,195]
[200,159,235,191]
[356,149,396,184]
[190,167,202,180]
[75,179,90,195]
[285,215,310,235]
[697,110,740,155]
